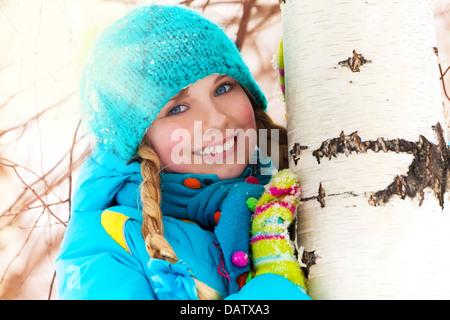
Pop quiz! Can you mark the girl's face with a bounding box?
[144,74,257,180]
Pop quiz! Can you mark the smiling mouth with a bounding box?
[194,136,237,156]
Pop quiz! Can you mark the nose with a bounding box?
[202,100,229,134]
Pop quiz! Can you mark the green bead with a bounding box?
[245,271,253,283]
[246,197,258,212]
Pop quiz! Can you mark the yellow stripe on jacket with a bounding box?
[101,210,131,254]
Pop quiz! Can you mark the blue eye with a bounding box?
[168,105,188,115]
[215,83,233,96]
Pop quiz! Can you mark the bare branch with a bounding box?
[235,0,256,50]
[0,92,75,139]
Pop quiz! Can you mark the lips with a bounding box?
[193,135,237,156]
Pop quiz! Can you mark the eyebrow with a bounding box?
[214,74,229,84]
[169,87,190,106]
[168,75,231,105]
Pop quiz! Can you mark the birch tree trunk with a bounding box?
[281,0,450,299]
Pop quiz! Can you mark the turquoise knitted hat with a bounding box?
[80,4,267,160]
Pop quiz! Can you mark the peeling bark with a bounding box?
[338,50,371,72]
[300,189,361,206]
[301,250,318,279]
[312,131,416,164]
[318,183,326,208]
[289,142,308,165]
[311,123,450,209]
[373,123,450,209]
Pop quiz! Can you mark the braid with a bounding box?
[137,143,221,300]
[138,145,176,262]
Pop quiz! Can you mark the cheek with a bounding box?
[243,105,256,129]
[232,97,256,130]
[145,123,192,169]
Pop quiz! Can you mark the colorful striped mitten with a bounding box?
[249,169,306,291]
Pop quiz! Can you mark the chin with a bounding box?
[162,162,248,180]
[212,164,248,180]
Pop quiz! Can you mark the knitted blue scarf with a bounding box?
[89,145,273,295]
[159,162,272,294]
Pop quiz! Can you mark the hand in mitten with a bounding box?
[248,169,306,291]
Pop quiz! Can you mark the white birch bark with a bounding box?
[281,0,450,299]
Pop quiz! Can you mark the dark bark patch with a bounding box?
[338,50,372,72]
[290,142,308,165]
[311,123,450,209]
[318,183,326,208]
[301,250,318,279]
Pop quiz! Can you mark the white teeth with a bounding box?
[224,139,234,151]
[201,138,234,156]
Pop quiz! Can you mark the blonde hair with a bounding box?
[137,98,288,300]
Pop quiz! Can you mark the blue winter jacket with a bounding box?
[55,146,311,300]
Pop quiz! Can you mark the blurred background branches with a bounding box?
[0,0,284,300]
[0,0,449,299]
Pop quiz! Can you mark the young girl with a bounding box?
[55,4,310,300]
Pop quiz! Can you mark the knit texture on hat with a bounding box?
[81,5,267,160]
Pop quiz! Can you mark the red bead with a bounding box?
[183,178,201,189]
[245,176,259,184]
[237,272,249,290]
[214,211,221,224]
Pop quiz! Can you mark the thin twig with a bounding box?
[247,4,280,34]
[441,65,450,79]
[0,136,88,219]
[0,209,44,286]
[235,0,257,50]
[0,92,75,139]
[435,47,450,102]
[2,201,69,217]
[68,120,82,220]
[439,63,450,102]
[48,271,56,300]
[10,166,66,226]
